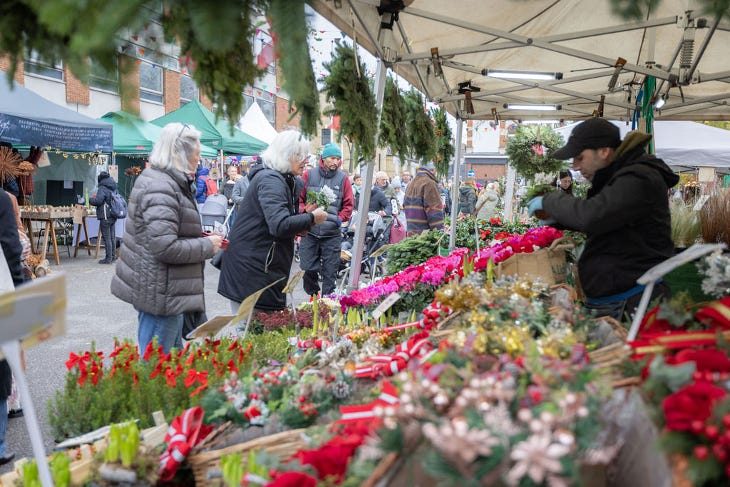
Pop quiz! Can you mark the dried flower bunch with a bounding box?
[0,146,22,180]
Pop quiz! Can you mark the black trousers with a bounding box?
[299,233,342,296]
[99,219,116,262]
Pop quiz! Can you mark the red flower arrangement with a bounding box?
[662,380,727,431]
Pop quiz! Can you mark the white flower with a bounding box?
[507,433,569,485]
[533,172,555,185]
[321,185,337,204]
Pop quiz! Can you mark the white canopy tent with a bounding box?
[556,120,730,170]
[310,0,730,288]
[237,102,278,145]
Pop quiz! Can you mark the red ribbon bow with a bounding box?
[355,332,434,379]
[159,407,213,481]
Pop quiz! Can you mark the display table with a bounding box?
[73,215,126,259]
[20,207,77,265]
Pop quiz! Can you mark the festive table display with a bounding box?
[8,225,730,486]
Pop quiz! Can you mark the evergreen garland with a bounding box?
[404,89,436,164]
[321,41,378,163]
[432,107,454,178]
[504,124,565,180]
[379,77,409,166]
[268,0,320,136]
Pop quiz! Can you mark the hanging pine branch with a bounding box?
[162,0,266,124]
[431,107,454,178]
[504,124,565,180]
[321,41,378,163]
[379,77,409,166]
[268,0,320,136]
[403,89,436,164]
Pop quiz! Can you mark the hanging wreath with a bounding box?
[404,89,436,165]
[504,124,566,180]
[321,41,378,163]
[379,77,409,166]
[432,107,454,178]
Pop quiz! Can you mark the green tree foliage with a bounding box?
[504,124,565,180]
[268,0,319,136]
[379,77,409,166]
[321,41,378,163]
[0,0,322,135]
[162,0,265,125]
[432,107,454,178]
[611,0,730,19]
[404,88,436,164]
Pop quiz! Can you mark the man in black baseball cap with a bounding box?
[527,117,679,321]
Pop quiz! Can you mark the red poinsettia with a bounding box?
[663,381,727,431]
[265,471,317,487]
[668,348,730,373]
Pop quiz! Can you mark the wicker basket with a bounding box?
[187,427,308,486]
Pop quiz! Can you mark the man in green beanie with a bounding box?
[298,143,354,296]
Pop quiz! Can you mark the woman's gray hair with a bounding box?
[149,122,202,172]
[260,129,310,174]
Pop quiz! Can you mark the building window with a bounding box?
[321,128,331,145]
[24,50,64,81]
[89,59,119,93]
[259,99,275,124]
[243,94,254,113]
[180,75,198,105]
[139,61,163,103]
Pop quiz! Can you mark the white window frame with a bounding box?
[24,50,64,81]
[139,60,163,104]
[180,74,198,105]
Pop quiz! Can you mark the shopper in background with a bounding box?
[458,176,478,216]
[89,171,119,264]
[403,161,445,237]
[298,143,353,296]
[111,123,222,354]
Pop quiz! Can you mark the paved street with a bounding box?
[2,248,310,472]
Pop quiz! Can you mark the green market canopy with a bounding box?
[99,111,218,157]
[150,100,267,155]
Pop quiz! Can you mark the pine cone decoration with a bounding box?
[332,380,351,400]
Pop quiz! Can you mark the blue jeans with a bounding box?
[0,398,7,456]
[137,310,183,355]
[585,282,671,322]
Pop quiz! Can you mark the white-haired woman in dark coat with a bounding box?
[111,123,222,353]
[218,129,327,314]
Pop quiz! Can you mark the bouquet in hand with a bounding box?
[306,185,336,209]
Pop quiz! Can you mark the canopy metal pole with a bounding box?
[503,164,516,221]
[448,117,464,250]
[348,59,387,291]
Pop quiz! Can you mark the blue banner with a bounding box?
[0,113,113,152]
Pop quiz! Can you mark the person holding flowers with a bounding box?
[298,143,354,296]
[527,117,679,320]
[219,130,327,314]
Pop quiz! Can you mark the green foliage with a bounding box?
[0,1,322,136]
[609,0,662,19]
[379,77,409,165]
[322,41,378,163]
[268,0,320,136]
[161,0,265,125]
[48,338,256,440]
[386,230,445,274]
[504,125,565,180]
[404,89,436,164]
[432,107,454,178]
